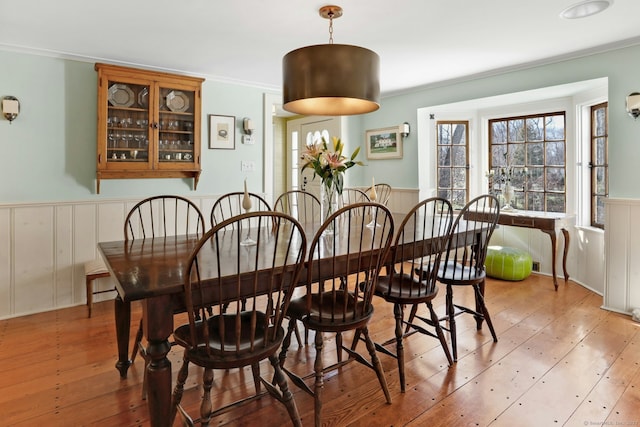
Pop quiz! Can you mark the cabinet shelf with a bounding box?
[109,106,147,113]
[95,63,203,193]
[159,110,194,116]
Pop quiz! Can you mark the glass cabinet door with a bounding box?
[157,86,196,166]
[106,81,151,166]
[95,62,203,193]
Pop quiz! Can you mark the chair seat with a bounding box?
[84,258,109,276]
[437,261,486,286]
[84,258,112,318]
[375,273,439,303]
[288,291,373,332]
[174,312,283,369]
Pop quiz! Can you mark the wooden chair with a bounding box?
[338,189,370,225]
[279,202,395,427]
[365,182,392,207]
[274,190,321,225]
[210,191,271,228]
[333,188,374,350]
[124,195,206,396]
[211,191,273,315]
[338,187,370,208]
[170,211,307,427]
[84,257,112,318]
[274,190,322,345]
[124,195,205,241]
[433,194,500,361]
[363,197,454,392]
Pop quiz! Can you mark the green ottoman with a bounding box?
[485,246,532,281]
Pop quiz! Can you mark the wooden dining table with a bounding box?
[98,215,484,427]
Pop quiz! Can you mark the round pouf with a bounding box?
[485,246,533,281]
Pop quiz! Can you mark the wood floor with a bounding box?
[1,274,639,427]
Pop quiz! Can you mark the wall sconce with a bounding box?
[2,96,20,124]
[400,122,410,138]
[243,118,254,135]
[626,93,640,119]
[242,118,255,144]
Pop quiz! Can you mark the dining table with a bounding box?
[98,214,485,427]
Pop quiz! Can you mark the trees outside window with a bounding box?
[437,121,469,209]
[590,102,608,228]
[489,112,566,212]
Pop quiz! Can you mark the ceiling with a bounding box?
[1,0,639,96]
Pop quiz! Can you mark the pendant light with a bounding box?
[282,5,380,116]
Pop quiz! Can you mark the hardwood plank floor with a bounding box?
[1,274,639,426]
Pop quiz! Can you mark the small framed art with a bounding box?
[208,114,235,149]
[365,126,403,159]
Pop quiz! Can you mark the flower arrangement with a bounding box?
[300,136,363,194]
[486,151,528,210]
[485,152,528,185]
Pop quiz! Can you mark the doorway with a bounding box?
[286,116,341,201]
[263,93,341,202]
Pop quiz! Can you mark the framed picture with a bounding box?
[365,126,403,159]
[208,114,235,149]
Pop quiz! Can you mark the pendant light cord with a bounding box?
[328,11,334,44]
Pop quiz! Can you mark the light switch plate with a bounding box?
[242,135,255,145]
[241,161,255,172]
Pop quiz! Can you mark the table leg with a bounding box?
[561,228,570,281]
[542,229,559,291]
[143,296,174,427]
[114,295,132,378]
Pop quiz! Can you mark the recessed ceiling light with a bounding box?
[560,0,612,19]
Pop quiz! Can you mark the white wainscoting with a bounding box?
[489,222,567,282]
[604,198,640,314]
[361,188,605,298]
[0,189,421,320]
[0,196,220,320]
[356,186,419,215]
[1,190,611,320]
[488,221,604,297]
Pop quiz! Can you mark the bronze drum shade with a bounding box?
[282,44,380,116]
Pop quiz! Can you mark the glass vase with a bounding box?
[502,182,515,211]
[320,180,338,234]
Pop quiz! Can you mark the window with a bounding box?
[489,112,566,212]
[590,102,608,228]
[436,121,469,209]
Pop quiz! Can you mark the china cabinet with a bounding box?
[95,63,204,193]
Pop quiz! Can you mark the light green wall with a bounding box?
[2,44,640,202]
[199,82,266,196]
[0,52,96,201]
[0,51,267,202]
[364,43,640,198]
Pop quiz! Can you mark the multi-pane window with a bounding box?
[590,103,608,228]
[489,112,566,212]
[436,121,469,209]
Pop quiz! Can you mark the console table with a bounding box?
[466,209,573,290]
